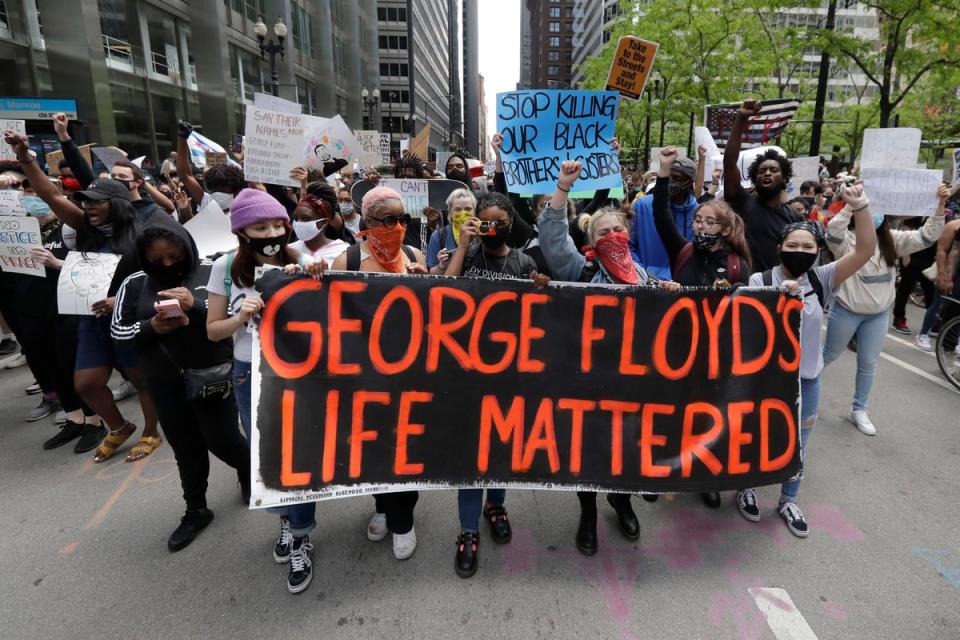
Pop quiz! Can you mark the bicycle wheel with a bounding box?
[935,316,960,391]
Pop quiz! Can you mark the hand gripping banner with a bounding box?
[250,272,801,508]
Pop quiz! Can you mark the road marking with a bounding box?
[83,457,149,531]
[878,351,960,394]
[749,588,818,640]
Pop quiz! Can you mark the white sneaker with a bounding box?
[3,353,27,369]
[53,410,67,426]
[367,512,388,541]
[915,333,932,352]
[848,410,876,436]
[111,380,137,401]
[392,527,417,560]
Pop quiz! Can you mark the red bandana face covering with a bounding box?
[358,224,406,273]
[594,230,639,284]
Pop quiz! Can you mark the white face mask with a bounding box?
[293,219,324,242]
[340,202,354,216]
[210,191,234,210]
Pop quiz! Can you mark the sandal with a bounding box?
[126,435,163,462]
[92,423,135,463]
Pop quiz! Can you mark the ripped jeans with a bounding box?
[780,376,820,505]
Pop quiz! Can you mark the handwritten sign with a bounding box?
[354,130,385,168]
[0,190,26,216]
[861,167,942,217]
[496,90,621,195]
[303,115,358,170]
[57,251,121,314]
[860,128,922,169]
[379,179,428,219]
[0,120,26,162]
[379,133,391,164]
[183,200,235,258]
[605,36,659,100]
[788,156,821,193]
[0,216,44,276]
[205,151,227,167]
[253,92,302,115]
[243,106,307,188]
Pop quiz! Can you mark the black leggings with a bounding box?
[894,256,935,319]
[577,491,631,516]
[54,315,94,415]
[146,376,249,511]
[373,491,419,534]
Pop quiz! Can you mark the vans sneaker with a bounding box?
[736,489,761,522]
[273,516,293,563]
[287,536,313,594]
[779,501,809,538]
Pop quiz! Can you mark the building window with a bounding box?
[379,62,409,78]
[549,21,560,32]
[549,7,560,17]
[549,36,559,46]
[244,0,263,22]
[0,1,10,34]
[548,65,559,75]
[548,51,559,61]
[377,6,408,23]
[291,4,312,56]
[378,34,407,50]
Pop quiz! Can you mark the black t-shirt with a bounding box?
[728,188,803,273]
[461,244,537,281]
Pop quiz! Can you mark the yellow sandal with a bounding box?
[93,424,135,463]
[125,436,163,462]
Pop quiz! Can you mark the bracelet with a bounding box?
[557,185,570,193]
[851,202,870,213]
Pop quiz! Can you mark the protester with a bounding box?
[918,218,960,350]
[289,180,352,266]
[740,184,877,536]
[112,214,249,551]
[891,217,937,334]
[175,122,245,212]
[723,101,804,272]
[337,186,361,234]
[822,184,948,435]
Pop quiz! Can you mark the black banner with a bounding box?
[250,272,801,506]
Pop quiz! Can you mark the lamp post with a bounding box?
[643,75,661,172]
[386,90,399,158]
[254,17,287,97]
[361,87,380,130]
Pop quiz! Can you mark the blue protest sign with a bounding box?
[496,90,621,195]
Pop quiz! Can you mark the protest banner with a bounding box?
[205,151,227,167]
[253,92,302,115]
[249,272,802,507]
[243,106,307,188]
[57,251,121,315]
[0,120,26,162]
[303,115,359,170]
[408,124,432,161]
[861,167,942,217]
[860,128,921,169]
[0,215,44,276]
[350,178,463,214]
[379,133,391,164]
[694,126,721,163]
[495,90,621,196]
[354,130,385,168]
[788,156,821,193]
[378,179,429,219]
[568,186,625,200]
[0,190,26,216]
[183,199,235,258]
[91,146,127,171]
[605,36,658,100]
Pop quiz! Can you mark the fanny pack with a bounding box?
[158,344,233,400]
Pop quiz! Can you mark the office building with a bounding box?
[518,2,532,89]
[478,73,487,162]
[460,0,479,157]
[571,0,620,88]
[524,0,576,89]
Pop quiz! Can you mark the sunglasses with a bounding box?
[366,213,411,228]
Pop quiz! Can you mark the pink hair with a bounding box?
[361,186,404,217]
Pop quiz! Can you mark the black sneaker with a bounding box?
[606,493,640,540]
[700,491,722,509]
[273,516,293,563]
[0,337,18,356]
[576,510,598,556]
[455,531,479,578]
[483,504,512,544]
[641,493,659,502]
[736,489,761,522]
[779,502,809,538]
[167,508,214,552]
[73,423,106,454]
[43,420,85,450]
[287,536,313,594]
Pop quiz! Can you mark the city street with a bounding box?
[1,302,958,640]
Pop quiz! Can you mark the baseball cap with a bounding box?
[74,178,131,202]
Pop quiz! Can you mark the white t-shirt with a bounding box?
[343,213,361,235]
[289,239,349,267]
[206,251,313,363]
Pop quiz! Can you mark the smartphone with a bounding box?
[231,134,244,152]
[154,298,185,319]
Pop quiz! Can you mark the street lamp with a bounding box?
[385,90,399,152]
[254,16,287,97]
[643,74,662,172]
[362,87,380,130]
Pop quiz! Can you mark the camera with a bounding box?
[477,221,498,236]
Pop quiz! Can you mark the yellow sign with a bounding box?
[605,36,659,100]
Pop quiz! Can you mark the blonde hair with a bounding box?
[445,187,476,210]
[579,207,630,244]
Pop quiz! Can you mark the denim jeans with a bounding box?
[822,303,889,412]
[920,289,942,336]
[233,359,315,535]
[458,489,506,533]
[780,377,820,504]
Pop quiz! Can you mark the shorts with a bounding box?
[75,315,138,371]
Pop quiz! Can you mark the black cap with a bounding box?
[75,178,131,202]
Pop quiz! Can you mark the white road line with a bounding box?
[749,588,818,640]
[877,351,960,394]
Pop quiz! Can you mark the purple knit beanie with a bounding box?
[229,188,289,232]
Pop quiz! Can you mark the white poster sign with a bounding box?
[379,133,392,164]
[243,106,308,188]
[861,167,942,217]
[303,115,359,171]
[183,200,235,258]
[57,251,121,315]
[0,190,26,216]
[0,215,44,276]
[649,147,687,172]
[860,128,922,169]
[253,92,302,115]
[379,179,428,219]
[0,120,26,162]
[354,130,385,168]
[788,156,821,193]
[694,126,721,164]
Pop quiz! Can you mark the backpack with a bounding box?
[345,243,417,271]
[672,242,742,284]
[224,251,235,299]
[762,267,824,309]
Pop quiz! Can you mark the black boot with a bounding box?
[641,493,659,503]
[167,508,214,552]
[606,493,640,540]
[482,504,512,544]
[700,492,721,509]
[576,510,598,556]
[455,531,479,578]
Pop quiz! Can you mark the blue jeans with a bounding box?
[920,289,942,336]
[458,489,506,533]
[822,303,889,412]
[234,359,316,536]
[780,377,820,504]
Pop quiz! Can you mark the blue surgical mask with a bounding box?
[872,212,885,229]
[339,202,354,215]
[21,195,51,217]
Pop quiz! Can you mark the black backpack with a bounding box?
[762,268,824,308]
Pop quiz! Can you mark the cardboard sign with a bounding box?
[0,215,44,276]
[57,251,121,315]
[205,151,227,167]
[183,199,235,258]
[253,92,302,115]
[0,190,26,216]
[303,115,359,170]
[45,144,94,176]
[354,130,385,169]
[91,146,128,172]
[605,36,659,100]
[0,120,26,162]
[249,272,802,507]
[408,124,431,161]
[861,167,943,217]
[350,178,464,213]
[860,128,922,169]
[496,90,621,195]
[243,106,308,188]
[379,133,392,164]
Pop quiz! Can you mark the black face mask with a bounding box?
[669,179,693,198]
[145,261,189,289]
[481,224,511,249]
[801,196,816,208]
[779,250,817,277]
[447,169,470,184]
[755,181,786,200]
[244,234,288,258]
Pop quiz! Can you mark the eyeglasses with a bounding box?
[366,213,411,228]
[79,199,107,209]
[693,217,719,228]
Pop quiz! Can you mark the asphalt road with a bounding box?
[1,302,958,640]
